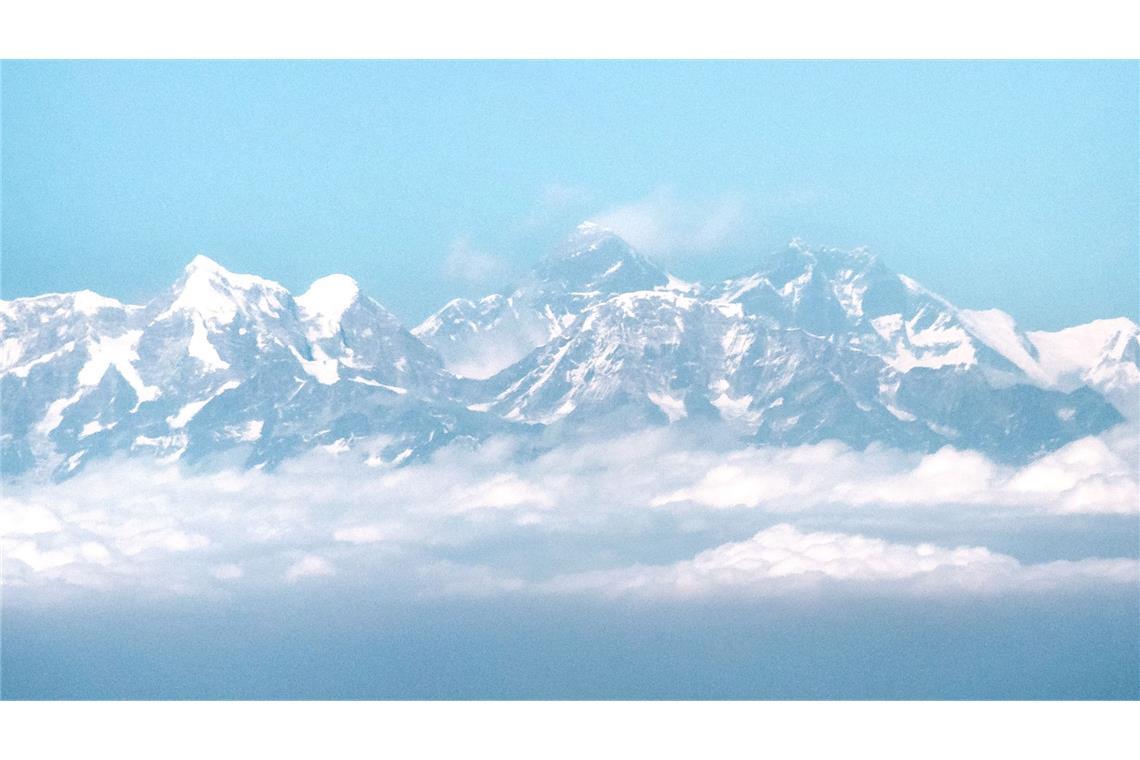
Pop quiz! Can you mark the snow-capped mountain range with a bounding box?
[3,223,1136,480]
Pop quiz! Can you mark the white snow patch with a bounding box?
[661,274,699,294]
[71,290,126,315]
[36,390,85,435]
[720,322,754,360]
[166,380,241,429]
[870,313,904,341]
[5,340,78,378]
[77,331,161,406]
[1029,318,1139,387]
[1,338,23,371]
[875,309,978,373]
[885,404,917,422]
[187,313,230,370]
[347,376,408,394]
[711,392,757,426]
[79,420,113,438]
[898,274,924,293]
[832,278,868,318]
[958,308,1046,381]
[289,345,340,385]
[600,260,624,278]
[297,274,360,339]
[718,273,764,303]
[237,420,264,441]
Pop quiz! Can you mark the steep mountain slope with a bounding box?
[2,228,1134,479]
[413,222,672,379]
[1,257,512,479]
[468,240,1118,460]
[473,287,734,425]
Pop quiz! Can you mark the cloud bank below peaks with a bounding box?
[540,523,1138,598]
[2,424,1136,598]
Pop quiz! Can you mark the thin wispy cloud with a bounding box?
[589,188,752,259]
[442,237,510,286]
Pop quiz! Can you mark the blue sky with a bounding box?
[2,60,1136,329]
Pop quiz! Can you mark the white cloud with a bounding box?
[589,188,750,259]
[442,237,509,285]
[543,524,1139,597]
[515,182,594,231]
[0,499,62,534]
[1,424,1135,597]
[651,434,1139,515]
[286,555,335,581]
[449,473,554,512]
[116,527,210,557]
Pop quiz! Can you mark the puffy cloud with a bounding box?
[1,425,1135,597]
[286,555,335,582]
[1002,436,1138,514]
[651,434,1138,515]
[544,524,1139,597]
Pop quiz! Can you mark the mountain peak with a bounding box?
[537,225,670,294]
[572,220,618,241]
[558,221,626,257]
[576,220,609,234]
[181,254,285,289]
[184,253,228,275]
[301,273,360,303]
[160,255,289,326]
[297,274,362,338]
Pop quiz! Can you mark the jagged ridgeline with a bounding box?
[3,223,1137,480]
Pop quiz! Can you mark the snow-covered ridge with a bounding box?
[0,289,136,317]
[2,229,1135,481]
[156,254,290,326]
[2,251,470,479]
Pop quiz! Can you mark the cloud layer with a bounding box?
[2,424,1136,599]
[651,430,1139,515]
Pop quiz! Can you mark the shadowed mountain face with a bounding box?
[2,227,1135,479]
